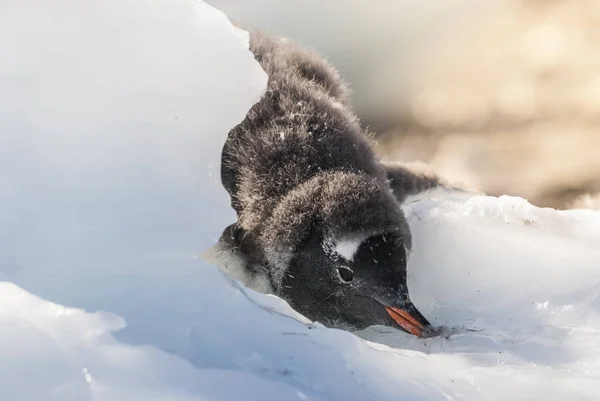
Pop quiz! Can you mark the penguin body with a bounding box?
[216,29,431,334]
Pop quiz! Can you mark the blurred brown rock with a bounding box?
[570,193,600,210]
[374,0,600,209]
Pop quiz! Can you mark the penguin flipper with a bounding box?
[383,160,481,204]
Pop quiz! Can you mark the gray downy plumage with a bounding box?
[215,28,438,334]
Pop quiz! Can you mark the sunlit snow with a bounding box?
[1,0,599,400]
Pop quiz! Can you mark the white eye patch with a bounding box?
[322,235,366,262]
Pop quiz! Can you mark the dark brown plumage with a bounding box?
[216,28,435,333]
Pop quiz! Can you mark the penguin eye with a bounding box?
[338,266,354,283]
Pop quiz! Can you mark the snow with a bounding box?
[1,0,600,400]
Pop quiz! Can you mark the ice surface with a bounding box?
[1,0,600,400]
[360,196,600,399]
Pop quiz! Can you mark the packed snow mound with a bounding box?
[363,197,600,378]
[1,0,600,400]
[0,282,316,401]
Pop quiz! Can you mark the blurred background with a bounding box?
[207,0,600,210]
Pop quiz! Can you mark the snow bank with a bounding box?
[1,0,600,400]
[361,196,600,399]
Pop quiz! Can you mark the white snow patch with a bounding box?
[0,282,309,401]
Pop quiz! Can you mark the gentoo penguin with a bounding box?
[215,28,432,336]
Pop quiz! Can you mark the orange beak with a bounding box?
[385,306,425,337]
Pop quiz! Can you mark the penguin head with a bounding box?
[278,224,430,335]
[249,171,431,336]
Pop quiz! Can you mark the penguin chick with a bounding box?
[218,29,429,335]
[209,160,473,296]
